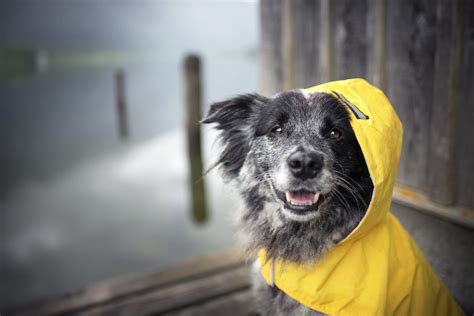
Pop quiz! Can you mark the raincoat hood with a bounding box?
[258,79,463,315]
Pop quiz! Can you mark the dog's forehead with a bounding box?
[270,90,308,107]
[269,91,342,119]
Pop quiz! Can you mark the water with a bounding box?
[0,0,258,309]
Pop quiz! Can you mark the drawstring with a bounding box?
[270,258,275,287]
[270,258,278,297]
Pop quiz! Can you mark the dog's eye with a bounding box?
[329,129,342,139]
[271,125,283,134]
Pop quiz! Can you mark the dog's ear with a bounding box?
[202,93,268,178]
[202,93,268,128]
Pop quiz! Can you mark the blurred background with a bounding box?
[0,0,473,315]
[0,0,257,311]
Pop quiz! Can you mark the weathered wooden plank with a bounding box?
[393,186,474,229]
[386,0,437,192]
[161,290,256,316]
[366,0,387,89]
[78,266,252,316]
[331,0,370,81]
[281,0,294,90]
[9,249,246,316]
[456,0,474,209]
[283,0,323,89]
[260,0,284,95]
[321,0,333,82]
[428,0,463,205]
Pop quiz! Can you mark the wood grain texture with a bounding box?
[159,288,255,316]
[428,0,463,205]
[259,0,473,210]
[260,0,284,95]
[366,0,387,90]
[8,249,246,316]
[79,266,251,316]
[456,0,474,209]
[331,0,370,81]
[285,0,323,89]
[386,0,437,192]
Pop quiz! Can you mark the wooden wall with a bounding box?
[260,0,474,210]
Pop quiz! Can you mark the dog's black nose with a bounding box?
[287,150,324,179]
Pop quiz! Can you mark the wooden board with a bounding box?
[455,0,474,208]
[286,0,324,88]
[331,0,370,81]
[385,0,437,192]
[8,249,250,316]
[162,290,257,316]
[366,0,387,89]
[260,0,284,95]
[79,266,252,316]
[428,0,463,205]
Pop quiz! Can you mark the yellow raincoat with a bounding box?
[258,79,463,315]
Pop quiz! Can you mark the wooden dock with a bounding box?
[9,249,257,316]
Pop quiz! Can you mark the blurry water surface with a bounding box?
[0,0,258,309]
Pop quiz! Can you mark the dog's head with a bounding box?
[204,90,373,260]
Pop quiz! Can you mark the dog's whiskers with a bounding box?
[332,171,368,202]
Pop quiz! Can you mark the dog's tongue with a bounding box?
[286,190,319,206]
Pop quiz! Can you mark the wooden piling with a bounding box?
[183,54,207,223]
[115,69,129,140]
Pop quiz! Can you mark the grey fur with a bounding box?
[204,91,373,315]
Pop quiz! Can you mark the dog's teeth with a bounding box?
[313,192,320,204]
[285,191,320,206]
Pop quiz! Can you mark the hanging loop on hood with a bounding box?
[332,90,369,120]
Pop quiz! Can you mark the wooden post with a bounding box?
[115,69,129,140]
[183,54,207,223]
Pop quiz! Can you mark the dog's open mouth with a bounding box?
[275,188,325,213]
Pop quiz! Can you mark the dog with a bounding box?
[203,89,372,315]
[203,79,464,315]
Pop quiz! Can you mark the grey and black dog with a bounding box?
[203,90,373,315]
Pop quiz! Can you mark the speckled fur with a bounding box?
[203,91,373,315]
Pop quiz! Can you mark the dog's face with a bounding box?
[204,90,373,260]
[251,91,368,222]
